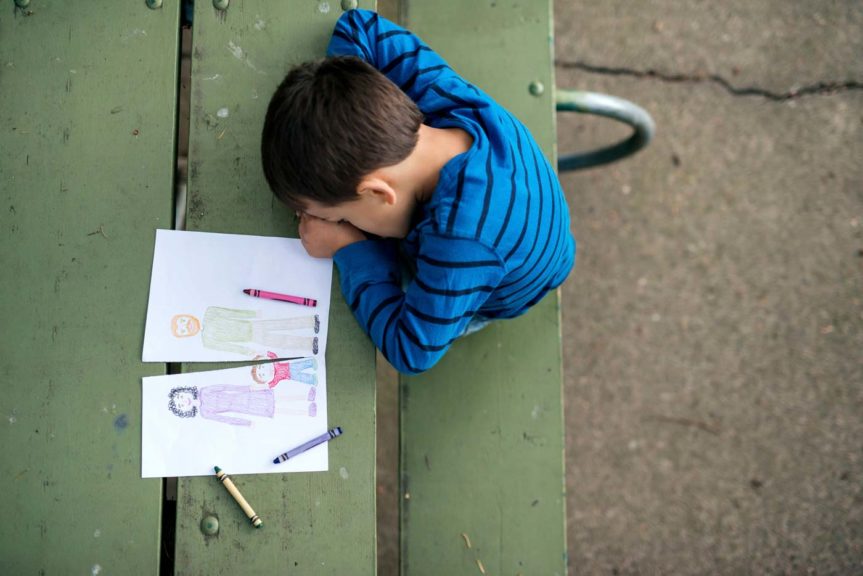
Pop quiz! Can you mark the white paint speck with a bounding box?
[94,529,101,538]
[217,107,230,118]
[227,41,245,61]
[254,16,267,31]
[339,466,349,479]
[531,405,542,419]
[8,415,16,424]
[318,1,331,14]
[227,41,265,74]
[203,74,223,81]
[121,29,148,43]
[651,313,661,322]
[92,565,102,575]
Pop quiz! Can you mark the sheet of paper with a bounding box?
[141,363,329,477]
[142,229,332,363]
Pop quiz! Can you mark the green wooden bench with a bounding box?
[397,3,568,575]
[2,1,376,574]
[397,5,653,573]
[1,3,176,572]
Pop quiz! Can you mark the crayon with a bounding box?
[214,466,263,529]
[243,288,317,308]
[273,427,343,464]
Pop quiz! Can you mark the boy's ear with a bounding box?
[356,175,398,206]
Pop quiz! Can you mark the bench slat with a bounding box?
[0,3,179,573]
[173,2,378,574]
[400,3,568,574]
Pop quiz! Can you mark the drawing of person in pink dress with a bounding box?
[168,384,317,427]
[251,352,318,388]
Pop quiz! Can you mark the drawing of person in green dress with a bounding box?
[170,306,319,357]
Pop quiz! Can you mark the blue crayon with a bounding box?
[273,427,343,464]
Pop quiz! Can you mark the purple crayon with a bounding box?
[273,427,343,464]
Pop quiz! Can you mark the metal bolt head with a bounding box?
[213,0,229,10]
[14,0,30,8]
[201,515,219,535]
[145,0,162,9]
[529,81,545,97]
[341,0,358,11]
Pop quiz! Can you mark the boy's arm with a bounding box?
[327,9,461,108]
[334,235,505,374]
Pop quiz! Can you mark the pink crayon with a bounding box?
[243,288,317,308]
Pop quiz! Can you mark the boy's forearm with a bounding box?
[333,236,505,374]
[298,214,366,259]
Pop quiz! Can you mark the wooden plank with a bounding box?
[400,1,568,574]
[0,2,179,573]
[173,2,378,574]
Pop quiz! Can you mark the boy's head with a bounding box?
[261,57,423,212]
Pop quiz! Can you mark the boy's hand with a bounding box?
[298,213,366,258]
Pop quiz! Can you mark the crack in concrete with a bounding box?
[557,60,863,101]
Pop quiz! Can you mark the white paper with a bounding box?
[141,364,330,477]
[142,229,332,363]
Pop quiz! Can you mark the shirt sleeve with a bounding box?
[326,9,461,111]
[334,234,505,374]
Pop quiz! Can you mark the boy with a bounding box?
[261,9,575,374]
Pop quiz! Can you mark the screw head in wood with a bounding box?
[201,515,219,535]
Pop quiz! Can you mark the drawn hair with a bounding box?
[168,386,199,418]
[250,364,267,384]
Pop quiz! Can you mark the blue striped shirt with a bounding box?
[329,10,576,374]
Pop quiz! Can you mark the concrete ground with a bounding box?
[377,1,863,574]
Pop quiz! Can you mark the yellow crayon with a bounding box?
[214,466,263,529]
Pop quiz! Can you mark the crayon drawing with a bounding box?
[167,384,318,427]
[142,363,330,477]
[142,229,333,362]
[170,308,320,357]
[251,353,318,387]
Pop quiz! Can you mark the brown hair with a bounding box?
[261,57,423,209]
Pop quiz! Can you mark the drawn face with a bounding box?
[174,391,196,411]
[171,314,201,337]
[252,363,275,384]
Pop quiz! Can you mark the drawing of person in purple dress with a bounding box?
[168,384,317,427]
